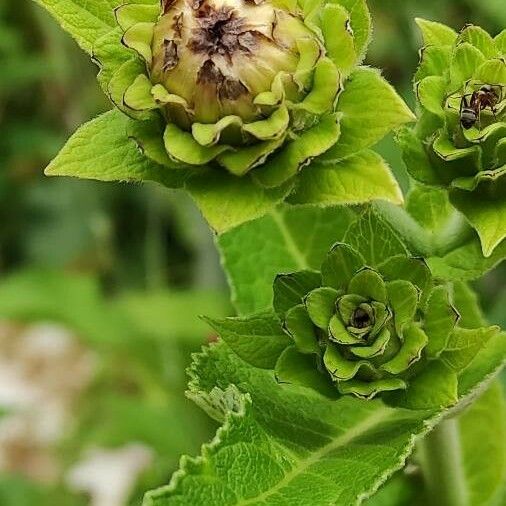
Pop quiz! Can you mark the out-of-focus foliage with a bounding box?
[0,270,229,505]
[0,0,505,504]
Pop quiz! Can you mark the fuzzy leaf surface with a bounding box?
[34,0,126,54]
[144,333,505,506]
[289,150,403,206]
[218,205,356,315]
[44,110,188,187]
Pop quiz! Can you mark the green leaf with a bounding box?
[458,381,506,506]
[348,268,387,303]
[458,24,497,59]
[218,205,356,315]
[253,114,341,188]
[332,0,371,62]
[275,346,335,395]
[440,326,500,372]
[321,242,365,291]
[392,360,458,410]
[450,169,506,257]
[288,150,403,206]
[415,18,458,47]
[304,287,339,330]
[424,286,460,358]
[321,4,356,77]
[44,110,187,188]
[457,330,506,397]
[273,271,322,318]
[450,281,486,329]
[146,338,499,506]
[320,67,415,162]
[380,325,428,375]
[284,305,320,355]
[427,237,506,281]
[344,208,409,267]
[406,185,454,236]
[203,313,290,370]
[396,127,442,186]
[449,42,486,89]
[416,76,446,116]
[496,29,506,54]
[33,0,120,54]
[186,171,293,235]
[387,280,419,335]
[415,45,452,81]
[379,256,432,299]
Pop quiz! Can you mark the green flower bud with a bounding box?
[273,243,459,400]
[109,0,364,180]
[399,20,506,257]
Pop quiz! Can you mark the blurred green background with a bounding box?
[0,1,504,504]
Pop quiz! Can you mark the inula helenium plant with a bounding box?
[43,0,415,232]
[399,20,506,257]
[32,0,506,504]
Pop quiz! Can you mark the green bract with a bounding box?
[39,0,414,232]
[399,19,506,257]
[272,243,459,400]
[208,208,503,409]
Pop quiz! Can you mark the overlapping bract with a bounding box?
[273,243,459,400]
[40,0,414,232]
[399,19,506,257]
[108,0,361,181]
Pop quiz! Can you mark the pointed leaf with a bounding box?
[204,313,290,370]
[321,67,415,162]
[275,346,334,395]
[284,305,320,355]
[344,209,409,267]
[393,360,458,410]
[186,171,293,234]
[304,287,339,330]
[288,150,403,206]
[415,18,458,47]
[44,110,186,188]
[34,0,119,54]
[424,285,460,358]
[440,326,500,372]
[273,270,322,318]
[387,280,419,336]
[321,243,365,291]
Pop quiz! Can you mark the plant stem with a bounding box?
[418,418,469,506]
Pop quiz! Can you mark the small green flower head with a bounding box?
[399,19,506,257]
[273,243,459,400]
[112,0,368,182]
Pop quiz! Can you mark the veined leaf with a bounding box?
[218,205,356,315]
[33,0,122,54]
[344,208,409,267]
[44,110,189,188]
[145,343,431,506]
[144,334,505,506]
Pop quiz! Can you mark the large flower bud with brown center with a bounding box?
[113,0,349,179]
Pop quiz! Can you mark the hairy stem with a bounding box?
[418,418,468,506]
